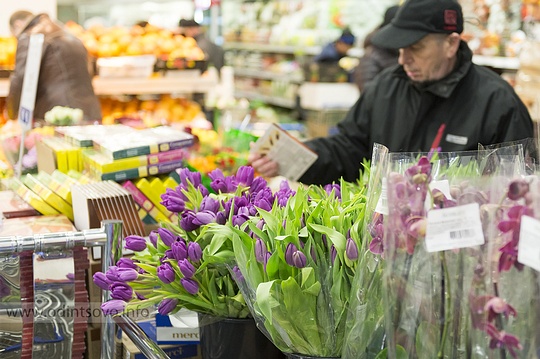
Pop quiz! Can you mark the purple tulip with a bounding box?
[107,267,139,282]
[232,213,249,227]
[124,235,147,252]
[180,212,200,232]
[346,238,359,261]
[275,180,295,207]
[249,177,267,194]
[149,230,158,247]
[179,259,196,278]
[158,298,179,315]
[331,246,337,264]
[193,210,217,225]
[209,169,235,193]
[285,243,297,266]
[117,257,137,270]
[187,242,202,262]
[110,282,133,301]
[179,168,203,187]
[158,228,176,247]
[93,272,111,290]
[216,211,227,225]
[157,263,176,284]
[181,278,199,295]
[324,183,341,199]
[235,166,254,186]
[232,266,244,281]
[292,251,307,268]
[255,238,267,264]
[101,300,126,315]
[171,240,188,261]
[160,188,186,213]
[200,196,220,213]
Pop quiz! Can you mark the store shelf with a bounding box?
[472,55,520,71]
[235,90,297,109]
[233,68,304,83]
[91,75,218,96]
[224,42,364,58]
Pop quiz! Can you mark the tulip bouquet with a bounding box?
[94,166,297,319]
[203,174,369,357]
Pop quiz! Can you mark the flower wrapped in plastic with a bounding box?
[381,150,518,358]
[94,165,295,319]
[204,175,369,357]
[342,143,389,359]
[468,173,540,358]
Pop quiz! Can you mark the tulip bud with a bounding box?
[232,266,244,281]
[158,228,176,247]
[124,235,147,252]
[181,278,199,295]
[117,257,137,270]
[181,212,200,232]
[116,268,139,282]
[255,238,267,264]
[171,240,188,261]
[193,210,217,225]
[179,259,196,278]
[236,166,254,186]
[148,230,158,247]
[292,251,307,268]
[93,272,111,290]
[110,282,133,301]
[187,242,202,262]
[101,300,126,316]
[158,298,179,316]
[346,238,359,261]
[157,263,176,284]
[285,243,297,266]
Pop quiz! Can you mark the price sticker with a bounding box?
[518,215,540,272]
[425,203,484,252]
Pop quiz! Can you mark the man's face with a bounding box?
[398,33,458,83]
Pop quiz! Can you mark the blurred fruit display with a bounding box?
[65,21,205,61]
[100,94,203,126]
[0,37,17,74]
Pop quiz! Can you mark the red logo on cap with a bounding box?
[444,10,458,30]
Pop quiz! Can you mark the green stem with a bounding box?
[437,251,451,358]
[451,251,464,358]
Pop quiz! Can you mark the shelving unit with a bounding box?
[234,90,297,109]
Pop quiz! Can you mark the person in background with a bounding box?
[178,19,225,72]
[313,27,356,63]
[249,0,534,185]
[7,11,101,122]
[353,5,400,91]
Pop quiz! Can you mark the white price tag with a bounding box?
[425,203,484,252]
[518,215,540,272]
[375,177,388,215]
[18,33,44,132]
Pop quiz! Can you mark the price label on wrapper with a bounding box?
[518,215,540,272]
[425,203,485,252]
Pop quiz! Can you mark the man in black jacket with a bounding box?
[249,0,534,185]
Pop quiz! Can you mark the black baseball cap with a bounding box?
[371,0,463,50]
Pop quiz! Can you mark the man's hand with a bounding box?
[248,151,279,178]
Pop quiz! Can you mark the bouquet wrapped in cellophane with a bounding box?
[380,145,537,359]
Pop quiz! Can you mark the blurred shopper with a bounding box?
[249,0,534,185]
[313,28,356,64]
[353,5,400,91]
[7,11,101,122]
[178,19,224,72]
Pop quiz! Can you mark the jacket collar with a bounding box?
[393,41,473,98]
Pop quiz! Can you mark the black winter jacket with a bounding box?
[300,41,534,185]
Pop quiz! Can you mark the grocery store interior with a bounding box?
[1,0,540,358]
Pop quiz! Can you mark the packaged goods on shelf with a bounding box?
[96,55,157,78]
